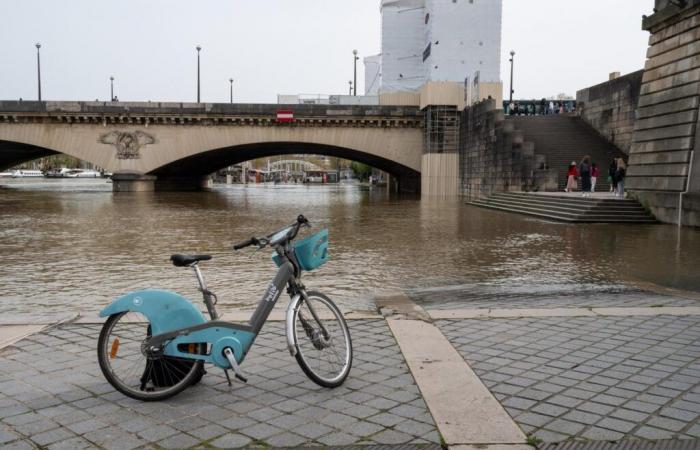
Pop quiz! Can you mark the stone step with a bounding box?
[479,199,655,221]
[469,200,658,223]
[469,192,657,223]
[487,197,649,215]
[494,192,643,207]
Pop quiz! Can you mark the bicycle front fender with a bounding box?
[99,289,206,335]
[285,293,302,356]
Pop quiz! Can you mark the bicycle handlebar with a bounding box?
[232,237,258,250]
[232,215,310,251]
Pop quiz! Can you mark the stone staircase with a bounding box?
[507,115,627,192]
[469,192,657,223]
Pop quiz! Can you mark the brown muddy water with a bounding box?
[1,178,699,321]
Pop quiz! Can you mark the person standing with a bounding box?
[565,161,578,192]
[549,100,555,115]
[579,155,592,197]
[591,163,600,193]
[615,159,627,198]
[608,159,618,193]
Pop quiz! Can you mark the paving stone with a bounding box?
[31,427,76,446]
[157,433,200,449]
[596,417,637,433]
[136,424,180,442]
[266,431,309,447]
[646,416,687,432]
[317,431,358,446]
[610,408,649,423]
[562,410,601,425]
[210,433,252,448]
[371,428,414,444]
[187,423,227,440]
[294,422,333,439]
[581,426,625,441]
[239,422,283,440]
[634,425,675,440]
[46,436,96,450]
[544,418,586,435]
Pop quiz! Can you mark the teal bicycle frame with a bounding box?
[99,235,313,379]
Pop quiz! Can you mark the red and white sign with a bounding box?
[276,109,294,123]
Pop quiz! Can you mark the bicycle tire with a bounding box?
[97,312,204,402]
[293,291,352,388]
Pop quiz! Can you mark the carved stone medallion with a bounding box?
[99,130,155,159]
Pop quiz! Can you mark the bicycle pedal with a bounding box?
[223,347,248,384]
[235,373,248,383]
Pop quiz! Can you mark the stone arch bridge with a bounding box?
[0,101,424,192]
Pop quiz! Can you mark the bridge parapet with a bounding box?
[0,101,423,129]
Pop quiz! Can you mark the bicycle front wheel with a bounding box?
[97,311,203,401]
[293,291,352,387]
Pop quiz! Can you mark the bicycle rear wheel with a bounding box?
[293,291,352,387]
[97,311,203,401]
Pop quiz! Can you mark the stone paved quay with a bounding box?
[0,321,439,449]
[1,289,700,449]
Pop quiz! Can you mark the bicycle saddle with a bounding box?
[170,254,212,267]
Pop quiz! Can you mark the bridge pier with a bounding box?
[111,173,213,192]
[111,173,157,192]
[154,175,212,191]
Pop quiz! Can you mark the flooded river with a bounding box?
[1,178,699,320]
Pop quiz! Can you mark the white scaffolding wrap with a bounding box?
[380,0,426,93]
[378,0,502,93]
[364,54,381,95]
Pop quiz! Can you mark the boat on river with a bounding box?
[11,170,43,178]
[47,168,102,178]
[65,169,102,178]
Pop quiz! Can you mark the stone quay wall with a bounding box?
[626,0,700,226]
[459,99,556,200]
[576,70,644,155]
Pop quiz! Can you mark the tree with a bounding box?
[350,161,371,180]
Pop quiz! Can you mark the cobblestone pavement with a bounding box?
[410,285,697,310]
[437,315,700,444]
[0,320,439,449]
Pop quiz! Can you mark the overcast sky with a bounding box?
[1,0,651,103]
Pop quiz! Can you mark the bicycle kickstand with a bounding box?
[223,347,248,384]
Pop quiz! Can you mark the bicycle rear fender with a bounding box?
[99,289,206,335]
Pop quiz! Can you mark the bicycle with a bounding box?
[97,215,353,401]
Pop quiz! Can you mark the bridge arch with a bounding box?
[149,141,420,192]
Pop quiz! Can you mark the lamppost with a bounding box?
[110,76,114,101]
[348,81,353,95]
[352,49,359,96]
[509,50,515,104]
[36,43,42,101]
[196,45,202,103]
[229,78,233,103]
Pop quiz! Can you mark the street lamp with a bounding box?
[352,49,359,96]
[196,45,202,103]
[110,76,114,101]
[348,80,353,95]
[229,78,233,103]
[36,43,42,102]
[509,50,515,104]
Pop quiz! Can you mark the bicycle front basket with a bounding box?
[293,228,329,271]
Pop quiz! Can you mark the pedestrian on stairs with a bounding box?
[615,159,627,198]
[565,161,578,192]
[608,159,618,193]
[579,156,592,197]
[591,163,600,192]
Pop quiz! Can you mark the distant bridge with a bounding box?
[0,101,423,192]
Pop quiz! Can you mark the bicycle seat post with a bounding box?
[191,263,219,320]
